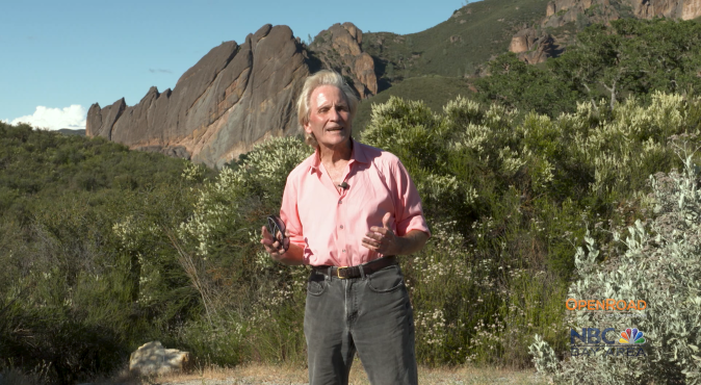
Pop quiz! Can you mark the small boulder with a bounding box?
[129,341,191,376]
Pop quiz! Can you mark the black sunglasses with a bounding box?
[266,215,290,251]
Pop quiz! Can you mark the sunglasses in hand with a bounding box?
[266,215,290,252]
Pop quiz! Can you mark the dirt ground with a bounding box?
[98,362,549,385]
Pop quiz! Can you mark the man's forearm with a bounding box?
[276,243,305,265]
[395,230,429,255]
[278,230,428,264]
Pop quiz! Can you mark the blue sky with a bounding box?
[1,0,468,130]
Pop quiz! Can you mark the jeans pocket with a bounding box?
[367,265,404,293]
[307,273,327,296]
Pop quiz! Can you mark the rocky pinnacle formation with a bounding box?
[308,22,378,98]
[87,23,376,168]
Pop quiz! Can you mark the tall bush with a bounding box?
[0,123,199,383]
[531,138,701,383]
[360,93,701,366]
[173,136,313,364]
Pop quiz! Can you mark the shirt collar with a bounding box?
[308,138,369,174]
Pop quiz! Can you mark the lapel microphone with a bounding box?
[338,182,349,190]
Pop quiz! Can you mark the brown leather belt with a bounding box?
[312,256,398,279]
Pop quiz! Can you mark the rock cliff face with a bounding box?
[508,28,557,64]
[87,23,376,168]
[542,0,620,28]
[683,0,701,19]
[541,0,701,28]
[632,0,701,19]
[308,22,378,98]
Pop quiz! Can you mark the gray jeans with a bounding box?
[304,264,418,385]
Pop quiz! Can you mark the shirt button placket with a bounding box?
[337,188,347,263]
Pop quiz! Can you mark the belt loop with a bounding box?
[326,266,333,281]
[359,264,366,280]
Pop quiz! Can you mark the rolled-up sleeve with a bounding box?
[392,160,430,238]
[279,175,306,248]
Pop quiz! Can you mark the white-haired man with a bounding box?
[262,70,430,385]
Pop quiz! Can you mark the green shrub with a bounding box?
[0,122,201,383]
[531,138,701,383]
[478,19,701,117]
[360,93,701,366]
[171,136,313,365]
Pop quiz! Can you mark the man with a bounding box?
[261,70,430,385]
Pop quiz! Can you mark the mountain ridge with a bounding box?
[87,0,701,167]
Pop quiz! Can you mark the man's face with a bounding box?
[304,85,352,150]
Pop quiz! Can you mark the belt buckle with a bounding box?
[337,266,349,279]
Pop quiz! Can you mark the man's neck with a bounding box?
[318,139,353,167]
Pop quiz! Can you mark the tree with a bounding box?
[476,52,578,116]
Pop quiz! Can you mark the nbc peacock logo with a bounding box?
[570,327,648,357]
[619,328,646,345]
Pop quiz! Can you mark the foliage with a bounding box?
[360,92,701,366]
[531,137,701,384]
[0,122,204,384]
[478,18,701,116]
[354,75,475,134]
[173,136,313,364]
[477,52,578,117]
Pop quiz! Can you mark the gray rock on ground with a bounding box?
[129,341,191,376]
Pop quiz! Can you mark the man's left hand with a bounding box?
[362,212,401,255]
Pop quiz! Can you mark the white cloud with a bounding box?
[10,105,87,131]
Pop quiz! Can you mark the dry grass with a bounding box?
[93,361,549,385]
[0,368,44,385]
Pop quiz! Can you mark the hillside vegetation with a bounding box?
[358,18,701,130]
[477,18,701,116]
[362,0,551,83]
[354,75,475,132]
[0,124,211,384]
[3,18,701,385]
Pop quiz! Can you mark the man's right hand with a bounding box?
[261,225,305,265]
[261,226,288,261]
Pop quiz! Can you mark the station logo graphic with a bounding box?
[565,298,647,312]
[569,327,648,357]
[619,328,645,344]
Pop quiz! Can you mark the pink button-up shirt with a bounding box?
[279,140,430,267]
